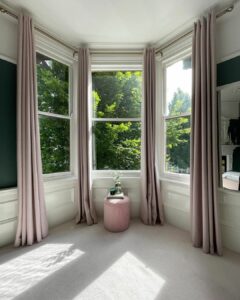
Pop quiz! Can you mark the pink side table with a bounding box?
[104,196,130,232]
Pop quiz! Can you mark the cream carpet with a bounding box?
[0,220,240,300]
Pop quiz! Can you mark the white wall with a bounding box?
[0,179,77,247]
[161,3,240,254]
[216,2,240,62]
[0,14,17,62]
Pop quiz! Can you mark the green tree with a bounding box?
[92,71,142,170]
[166,88,191,173]
[37,53,70,174]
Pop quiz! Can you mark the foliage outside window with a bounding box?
[164,56,192,174]
[92,71,142,170]
[36,52,71,174]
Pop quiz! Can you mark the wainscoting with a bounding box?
[161,180,190,232]
[0,176,141,247]
[0,178,77,247]
[1,176,239,253]
[161,179,240,253]
[220,189,240,253]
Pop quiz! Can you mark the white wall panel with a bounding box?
[161,179,240,253]
[45,188,76,228]
[0,219,17,247]
[0,179,77,247]
[161,181,190,232]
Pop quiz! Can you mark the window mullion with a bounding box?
[38,111,71,120]
[92,117,141,122]
[164,112,191,121]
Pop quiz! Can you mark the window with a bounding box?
[92,71,142,170]
[163,55,192,175]
[36,52,71,174]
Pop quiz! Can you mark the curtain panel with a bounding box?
[190,11,222,255]
[141,48,164,225]
[76,48,97,225]
[15,14,48,246]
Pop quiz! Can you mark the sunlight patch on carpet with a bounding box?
[75,251,165,300]
[0,243,84,300]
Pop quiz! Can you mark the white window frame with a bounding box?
[157,41,192,184]
[91,55,143,178]
[35,32,77,181]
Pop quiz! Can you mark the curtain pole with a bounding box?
[155,4,234,55]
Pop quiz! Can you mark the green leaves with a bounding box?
[92,71,142,118]
[166,88,191,173]
[37,53,70,174]
[37,57,69,116]
[92,71,142,170]
[168,88,191,116]
[39,116,70,174]
[93,121,141,170]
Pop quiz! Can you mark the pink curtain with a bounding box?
[76,48,97,225]
[15,14,48,246]
[190,12,222,255]
[141,48,164,225]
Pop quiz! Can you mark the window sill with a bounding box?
[159,174,190,187]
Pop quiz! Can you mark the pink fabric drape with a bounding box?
[76,48,97,225]
[141,48,164,225]
[190,12,222,255]
[15,14,48,246]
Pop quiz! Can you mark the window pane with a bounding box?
[39,116,70,174]
[93,121,141,170]
[166,116,190,174]
[37,53,69,115]
[92,71,142,118]
[166,56,192,116]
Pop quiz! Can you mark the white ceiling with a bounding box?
[1,0,233,48]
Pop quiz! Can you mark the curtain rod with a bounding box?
[155,4,234,55]
[0,5,143,55]
[0,3,235,56]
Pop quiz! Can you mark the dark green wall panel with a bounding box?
[0,58,17,189]
[217,56,240,86]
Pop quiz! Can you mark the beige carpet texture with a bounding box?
[0,221,240,300]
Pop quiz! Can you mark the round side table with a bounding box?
[104,196,130,232]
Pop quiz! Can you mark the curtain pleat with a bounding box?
[141,48,164,225]
[76,48,97,225]
[190,12,222,255]
[15,14,48,247]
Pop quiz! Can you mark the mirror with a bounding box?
[218,82,240,191]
